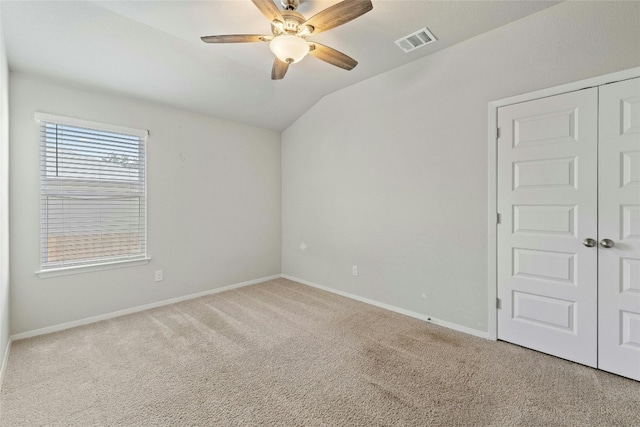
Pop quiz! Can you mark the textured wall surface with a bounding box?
[9,73,281,334]
[0,7,10,367]
[281,1,640,333]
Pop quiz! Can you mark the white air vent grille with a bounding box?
[395,27,437,53]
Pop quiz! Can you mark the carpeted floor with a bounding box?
[1,278,638,426]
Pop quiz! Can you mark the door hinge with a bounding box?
[497,213,501,224]
[497,298,502,309]
[496,127,501,139]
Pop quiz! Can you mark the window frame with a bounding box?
[34,112,150,278]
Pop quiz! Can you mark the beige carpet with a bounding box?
[1,278,638,426]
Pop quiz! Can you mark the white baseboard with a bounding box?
[0,337,12,392]
[10,274,281,341]
[281,274,490,340]
[10,273,489,343]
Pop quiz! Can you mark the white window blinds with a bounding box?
[36,113,148,270]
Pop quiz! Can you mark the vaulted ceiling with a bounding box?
[1,1,560,131]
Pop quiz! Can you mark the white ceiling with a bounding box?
[1,0,560,131]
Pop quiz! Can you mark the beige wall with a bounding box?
[9,73,281,334]
[0,7,10,365]
[281,1,640,333]
[6,1,640,339]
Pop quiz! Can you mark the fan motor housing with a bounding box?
[273,10,306,35]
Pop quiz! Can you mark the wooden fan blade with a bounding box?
[303,0,373,34]
[271,58,289,80]
[251,0,283,23]
[308,43,358,70]
[201,35,270,43]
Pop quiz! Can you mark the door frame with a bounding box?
[486,67,640,341]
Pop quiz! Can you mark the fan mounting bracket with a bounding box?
[280,0,299,11]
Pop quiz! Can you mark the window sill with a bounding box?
[36,257,151,278]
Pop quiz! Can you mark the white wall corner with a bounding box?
[0,1,11,382]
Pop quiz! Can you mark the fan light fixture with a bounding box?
[269,34,309,63]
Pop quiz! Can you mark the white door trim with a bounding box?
[487,67,640,341]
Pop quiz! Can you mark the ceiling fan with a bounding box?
[201,0,373,80]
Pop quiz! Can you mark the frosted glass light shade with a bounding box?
[269,35,309,64]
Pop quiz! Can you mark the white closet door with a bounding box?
[497,88,598,367]
[598,77,640,381]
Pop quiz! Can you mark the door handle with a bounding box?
[582,238,597,247]
[599,238,615,248]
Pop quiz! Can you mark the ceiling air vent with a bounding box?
[395,27,437,53]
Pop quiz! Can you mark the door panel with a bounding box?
[513,157,576,190]
[497,88,598,367]
[598,77,640,380]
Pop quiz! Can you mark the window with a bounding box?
[36,113,149,274]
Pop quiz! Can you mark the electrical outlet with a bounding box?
[155,270,163,282]
[352,265,358,276]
